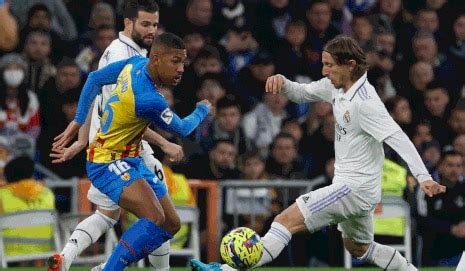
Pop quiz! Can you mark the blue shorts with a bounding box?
[86,157,167,204]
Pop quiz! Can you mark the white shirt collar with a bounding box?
[118,32,148,56]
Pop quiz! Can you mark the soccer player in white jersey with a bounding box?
[47,1,181,271]
[191,36,447,271]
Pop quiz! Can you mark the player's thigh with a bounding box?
[119,178,165,225]
[295,183,356,233]
[87,158,164,224]
[338,210,374,245]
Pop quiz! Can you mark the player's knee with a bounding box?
[97,207,121,221]
[146,209,166,226]
[165,213,181,235]
[343,239,369,258]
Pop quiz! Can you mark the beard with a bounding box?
[131,27,151,50]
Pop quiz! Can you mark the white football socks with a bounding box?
[360,242,416,270]
[62,210,117,270]
[221,222,292,271]
[457,251,465,271]
[148,241,170,271]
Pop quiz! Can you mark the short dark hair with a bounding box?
[324,36,367,81]
[439,150,462,165]
[271,132,296,150]
[217,95,240,113]
[57,57,79,70]
[151,32,185,50]
[425,80,446,92]
[4,156,35,183]
[123,0,159,20]
[28,3,51,22]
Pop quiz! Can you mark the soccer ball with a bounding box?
[220,227,263,269]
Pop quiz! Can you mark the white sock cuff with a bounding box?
[95,210,117,227]
[268,222,292,245]
[149,240,170,256]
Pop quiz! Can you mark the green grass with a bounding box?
[2,268,455,271]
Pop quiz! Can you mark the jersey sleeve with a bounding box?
[74,57,140,124]
[135,90,209,137]
[359,98,401,142]
[282,76,334,103]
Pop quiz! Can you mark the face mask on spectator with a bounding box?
[3,69,25,87]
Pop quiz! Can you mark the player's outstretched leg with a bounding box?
[344,239,417,270]
[191,203,307,271]
[47,209,118,271]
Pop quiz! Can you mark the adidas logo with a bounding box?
[302,196,309,203]
[69,238,78,247]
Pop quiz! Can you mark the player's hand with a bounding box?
[197,99,212,111]
[265,74,285,94]
[161,141,184,162]
[50,140,86,163]
[52,120,81,150]
[420,180,446,197]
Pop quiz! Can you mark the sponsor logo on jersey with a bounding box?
[161,108,173,124]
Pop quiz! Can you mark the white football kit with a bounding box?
[282,73,431,243]
[87,32,165,210]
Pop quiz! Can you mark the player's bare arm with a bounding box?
[143,128,183,162]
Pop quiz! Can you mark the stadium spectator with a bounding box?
[266,132,305,181]
[197,95,248,155]
[419,150,465,266]
[236,51,276,112]
[213,0,253,38]
[420,140,442,180]
[303,0,340,80]
[0,53,40,140]
[220,26,258,78]
[423,81,454,146]
[274,20,310,81]
[182,29,206,66]
[351,13,375,50]
[18,4,70,64]
[242,91,288,154]
[453,134,465,157]
[0,156,55,257]
[301,114,335,178]
[370,0,411,32]
[449,14,465,92]
[280,118,303,146]
[9,0,77,41]
[254,0,300,51]
[385,95,415,137]
[75,24,116,73]
[412,121,434,150]
[79,2,115,47]
[301,100,332,137]
[399,61,434,115]
[448,104,465,137]
[22,30,56,92]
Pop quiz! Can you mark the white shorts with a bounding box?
[87,146,166,210]
[296,182,376,244]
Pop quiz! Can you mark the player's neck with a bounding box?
[343,80,355,92]
[122,29,132,40]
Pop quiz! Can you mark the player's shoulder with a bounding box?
[350,80,379,105]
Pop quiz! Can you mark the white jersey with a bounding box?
[89,32,154,154]
[283,73,401,203]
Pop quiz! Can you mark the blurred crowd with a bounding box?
[0,0,464,267]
